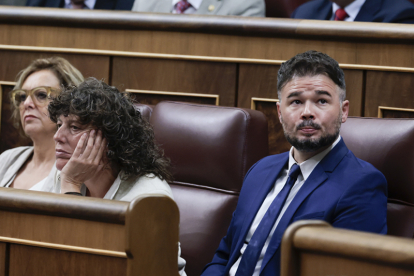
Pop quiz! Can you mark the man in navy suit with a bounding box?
[201,50,387,276]
[291,0,414,23]
[26,0,134,10]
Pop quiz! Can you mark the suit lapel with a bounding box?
[260,139,349,273]
[229,154,289,266]
[355,0,382,22]
[196,0,223,15]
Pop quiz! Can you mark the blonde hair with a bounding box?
[11,57,84,133]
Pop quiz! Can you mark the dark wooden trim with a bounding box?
[1,7,414,42]
[0,188,128,224]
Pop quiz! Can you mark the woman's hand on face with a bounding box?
[60,129,107,194]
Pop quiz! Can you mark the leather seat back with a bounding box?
[150,101,268,276]
[340,117,414,238]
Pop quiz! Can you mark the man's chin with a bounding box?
[285,133,338,152]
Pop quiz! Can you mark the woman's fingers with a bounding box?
[82,129,96,159]
[88,130,103,163]
[72,132,88,158]
[95,137,107,165]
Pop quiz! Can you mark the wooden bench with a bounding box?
[0,188,179,276]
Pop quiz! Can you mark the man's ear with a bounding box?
[341,100,349,123]
[277,102,283,124]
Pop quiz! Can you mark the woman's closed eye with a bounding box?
[71,125,80,131]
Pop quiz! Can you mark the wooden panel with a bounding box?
[0,50,110,82]
[0,243,6,276]
[9,244,126,276]
[365,71,414,117]
[0,210,124,252]
[112,57,237,106]
[300,252,414,276]
[237,64,279,108]
[129,93,217,106]
[382,109,414,119]
[357,43,414,68]
[282,221,414,276]
[0,84,32,154]
[0,25,360,64]
[343,69,363,117]
[254,101,290,155]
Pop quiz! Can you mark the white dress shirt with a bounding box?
[330,0,366,21]
[229,136,341,276]
[64,0,96,9]
[171,0,203,14]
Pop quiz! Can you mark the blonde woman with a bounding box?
[0,57,84,191]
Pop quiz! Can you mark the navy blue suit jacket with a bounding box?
[26,0,134,10]
[202,139,387,276]
[291,0,414,24]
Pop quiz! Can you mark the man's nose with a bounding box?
[301,101,315,120]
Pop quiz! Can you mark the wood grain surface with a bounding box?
[300,252,414,276]
[0,210,124,252]
[112,57,237,106]
[237,64,279,108]
[282,221,414,276]
[0,50,109,82]
[0,243,6,276]
[254,101,290,155]
[9,245,126,276]
[365,71,414,117]
[381,109,414,119]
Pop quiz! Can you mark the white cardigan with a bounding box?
[0,146,56,191]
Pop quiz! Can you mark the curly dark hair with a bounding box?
[48,77,172,182]
[277,50,346,102]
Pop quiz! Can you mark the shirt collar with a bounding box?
[288,135,342,181]
[332,0,366,21]
[171,0,203,10]
[64,0,96,9]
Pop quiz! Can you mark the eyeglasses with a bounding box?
[11,86,60,108]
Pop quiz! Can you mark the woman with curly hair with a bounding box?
[48,77,173,200]
[49,78,186,275]
[0,57,84,191]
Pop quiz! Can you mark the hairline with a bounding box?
[277,73,346,104]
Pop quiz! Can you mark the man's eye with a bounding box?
[71,126,79,130]
[291,100,301,105]
[57,124,62,129]
[319,99,328,104]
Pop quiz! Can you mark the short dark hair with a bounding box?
[277,50,346,102]
[48,78,172,182]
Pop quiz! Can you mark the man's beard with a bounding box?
[281,115,341,153]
